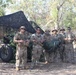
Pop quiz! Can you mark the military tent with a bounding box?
[0,11,36,33]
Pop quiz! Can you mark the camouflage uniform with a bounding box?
[51,33,62,62]
[65,31,75,63]
[42,31,52,63]
[14,32,29,69]
[59,32,66,40]
[31,33,43,66]
[73,38,76,62]
[59,29,66,62]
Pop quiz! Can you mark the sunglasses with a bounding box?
[21,28,26,30]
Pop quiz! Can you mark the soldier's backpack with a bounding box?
[42,38,61,53]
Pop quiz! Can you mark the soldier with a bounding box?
[31,27,43,68]
[59,28,66,39]
[42,29,52,64]
[43,29,51,41]
[51,29,59,39]
[65,27,75,63]
[13,26,30,71]
[52,28,65,41]
[51,29,59,62]
[59,28,66,62]
[51,29,64,62]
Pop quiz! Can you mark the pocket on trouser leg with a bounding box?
[16,53,22,67]
[16,59,20,67]
[16,53,21,60]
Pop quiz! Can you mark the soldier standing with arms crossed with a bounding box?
[13,26,29,71]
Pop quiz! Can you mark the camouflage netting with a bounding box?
[0,11,35,33]
[29,21,44,34]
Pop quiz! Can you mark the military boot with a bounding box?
[16,67,20,71]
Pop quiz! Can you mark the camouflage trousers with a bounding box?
[43,51,50,63]
[45,52,55,63]
[65,43,74,63]
[31,45,43,66]
[16,46,27,68]
[73,41,76,63]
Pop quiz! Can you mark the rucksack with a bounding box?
[43,39,61,52]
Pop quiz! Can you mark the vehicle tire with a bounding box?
[0,50,1,58]
[0,44,13,62]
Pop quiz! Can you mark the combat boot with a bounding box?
[44,61,48,64]
[16,67,20,71]
[23,66,29,70]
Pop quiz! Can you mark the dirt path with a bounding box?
[0,62,76,75]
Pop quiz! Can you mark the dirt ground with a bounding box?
[0,41,76,75]
[0,62,76,75]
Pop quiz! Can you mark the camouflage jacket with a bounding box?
[42,33,52,42]
[14,32,29,47]
[31,33,43,45]
[65,31,75,43]
[51,34,61,40]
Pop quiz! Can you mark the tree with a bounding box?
[1,0,76,30]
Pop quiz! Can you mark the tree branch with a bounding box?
[57,0,66,10]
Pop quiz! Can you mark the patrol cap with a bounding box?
[67,27,71,30]
[52,29,58,32]
[60,28,65,31]
[20,26,26,29]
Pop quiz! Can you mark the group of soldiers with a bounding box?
[13,26,76,71]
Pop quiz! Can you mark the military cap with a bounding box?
[52,29,58,32]
[60,28,65,31]
[67,27,71,30]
